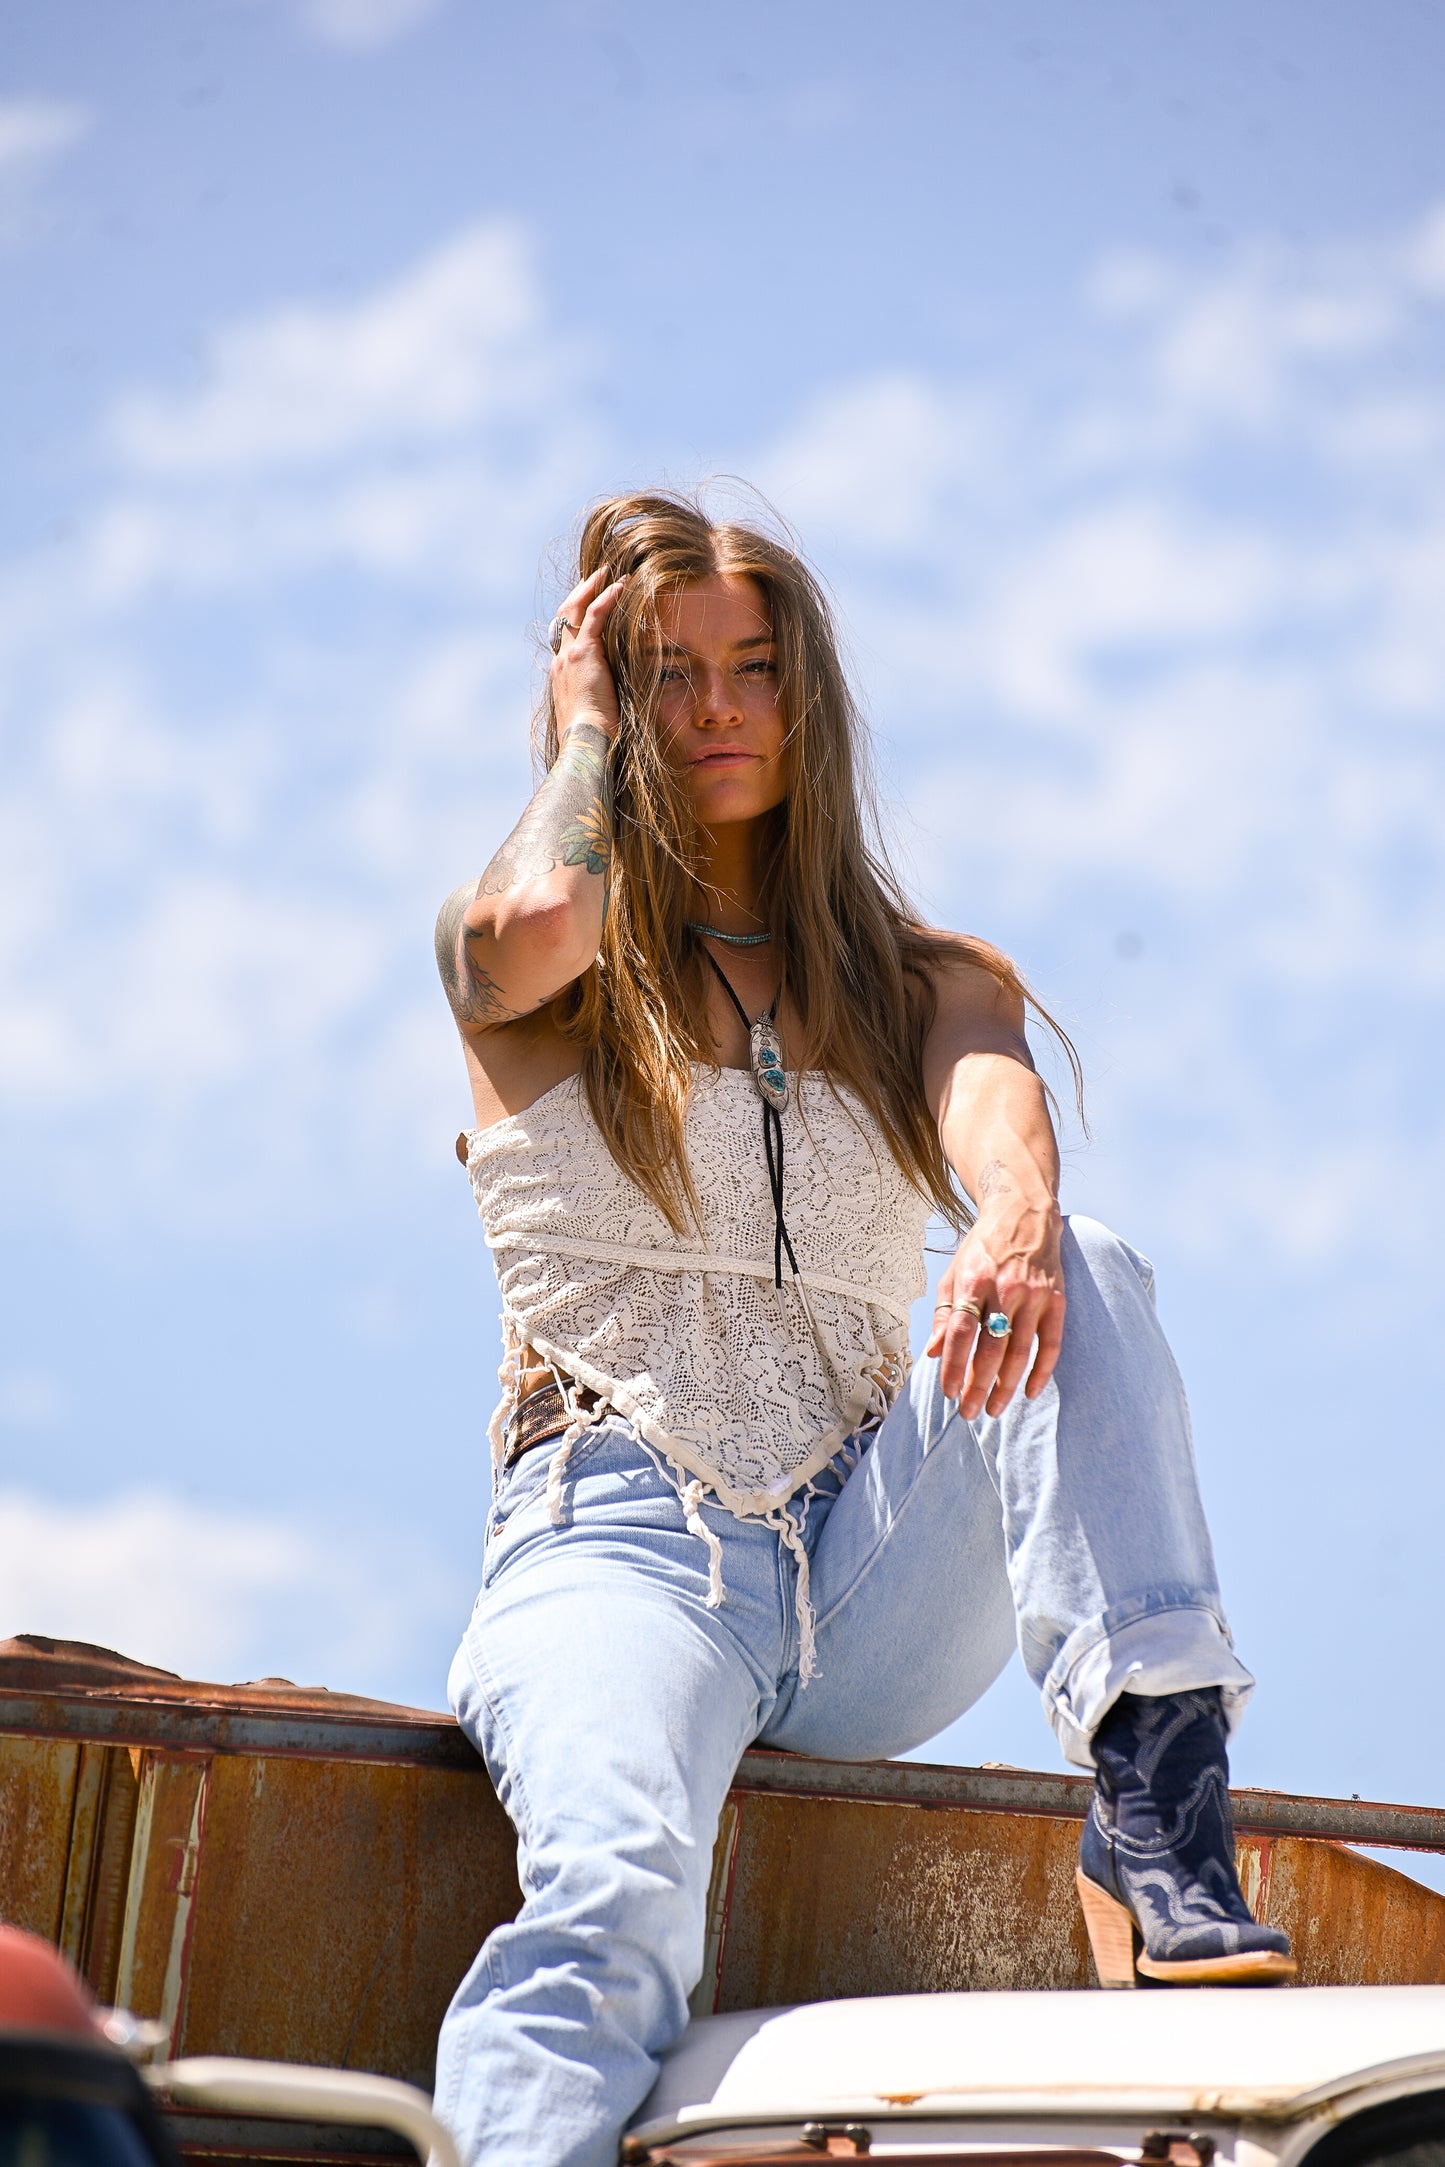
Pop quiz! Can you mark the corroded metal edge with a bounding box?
[734,1752,1095,1819]
[4,1687,1444,1855]
[0,1691,480,1770]
[733,1750,1445,1853]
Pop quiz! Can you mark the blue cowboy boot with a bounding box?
[1077,1687,1296,1986]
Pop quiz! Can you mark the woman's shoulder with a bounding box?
[903,922,1019,987]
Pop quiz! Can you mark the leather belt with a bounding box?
[502,1380,599,1469]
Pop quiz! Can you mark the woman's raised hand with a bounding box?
[551,567,627,742]
[925,1190,1066,1422]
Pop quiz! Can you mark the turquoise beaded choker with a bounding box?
[685,921,773,947]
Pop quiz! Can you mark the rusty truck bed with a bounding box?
[3,1634,1445,2161]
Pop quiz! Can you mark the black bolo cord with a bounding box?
[701,950,799,1290]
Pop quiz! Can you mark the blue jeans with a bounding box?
[434,1217,1253,2167]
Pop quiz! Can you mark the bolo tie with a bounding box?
[700,950,799,1291]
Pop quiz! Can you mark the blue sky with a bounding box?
[3,0,1444,1860]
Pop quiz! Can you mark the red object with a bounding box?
[0,1923,101,2038]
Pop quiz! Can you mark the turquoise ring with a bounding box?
[984,1311,1012,1339]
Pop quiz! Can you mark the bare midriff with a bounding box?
[516,1345,600,1415]
[516,1347,551,1400]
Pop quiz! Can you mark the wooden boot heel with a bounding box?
[1075,1869,1139,1989]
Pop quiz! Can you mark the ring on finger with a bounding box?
[548,613,575,654]
[950,1299,983,1320]
[983,1311,1011,1339]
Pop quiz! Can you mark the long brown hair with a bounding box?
[539,487,1080,1234]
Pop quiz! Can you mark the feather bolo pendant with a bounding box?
[749,1013,789,1112]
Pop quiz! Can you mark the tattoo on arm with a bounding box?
[974,1159,1014,1203]
[434,883,522,1027]
[479,723,613,896]
[434,723,613,1029]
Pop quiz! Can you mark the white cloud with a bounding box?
[0,1489,464,1702]
[297,0,444,50]
[761,372,1003,555]
[109,220,553,477]
[961,500,1288,722]
[54,218,598,613]
[1082,218,1434,438]
[0,623,531,1219]
[1151,260,1398,427]
[0,99,90,169]
[70,437,596,606]
[760,201,1445,916]
[756,200,1445,1265]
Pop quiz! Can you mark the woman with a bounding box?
[432,490,1292,2167]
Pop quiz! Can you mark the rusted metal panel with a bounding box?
[0,1733,80,1940]
[171,1753,521,2091]
[55,1739,109,1965]
[1261,1836,1445,1986]
[1,1731,139,1994]
[705,1803,1445,2009]
[8,1637,1445,2095]
[80,1745,141,2002]
[116,1752,212,2042]
[54,1740,141,2001]
[709,1797,1094,2007]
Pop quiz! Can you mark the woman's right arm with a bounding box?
[435,568,625,1032]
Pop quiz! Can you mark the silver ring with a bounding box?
[983,1311,1011,1339]
[548,613,574,654]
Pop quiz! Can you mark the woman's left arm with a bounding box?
[920,954,1066,1421]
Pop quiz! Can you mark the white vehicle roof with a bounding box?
[632,1989,1445,2139]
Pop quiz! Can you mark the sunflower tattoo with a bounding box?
[560,798,612,875]
[555,726,612,876]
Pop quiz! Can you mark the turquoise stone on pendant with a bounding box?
[749,1014,789,1112]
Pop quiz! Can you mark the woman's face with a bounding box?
[652,573,789,829]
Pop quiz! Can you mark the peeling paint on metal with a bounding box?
[0,1735,80,1941]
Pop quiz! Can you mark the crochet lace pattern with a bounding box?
[463,1066,932,1677]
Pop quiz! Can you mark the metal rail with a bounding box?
[0,1688,480,1769]
[735,1750,1445,1853]
[5,1685,1444,1854]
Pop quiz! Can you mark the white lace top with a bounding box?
[462,1066,933,1676]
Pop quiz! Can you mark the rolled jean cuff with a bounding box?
[1042,1591,1256,1770]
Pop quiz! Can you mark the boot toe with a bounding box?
[1146,1915,1292,1964]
